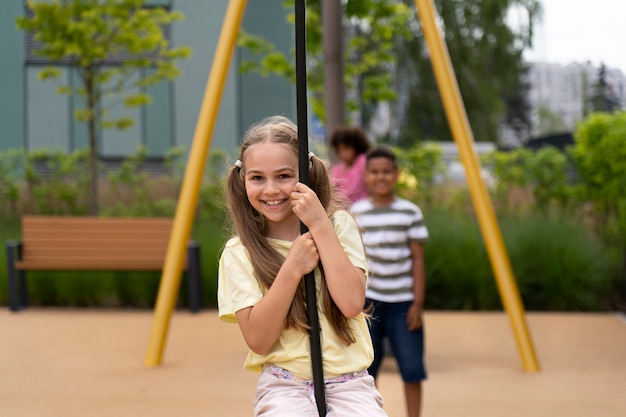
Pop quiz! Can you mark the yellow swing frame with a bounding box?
[143,0,540,373]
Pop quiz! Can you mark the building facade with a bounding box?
[0,1,296,159]
[526,61,626,136]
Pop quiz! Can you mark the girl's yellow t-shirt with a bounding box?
[218,210,373,380]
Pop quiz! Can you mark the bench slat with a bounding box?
[23,230,171,239]
[22,247,168,259]
[23,216,172,228]
[14,259,170,271]
[22,217,172,239]
[24,238,170,250]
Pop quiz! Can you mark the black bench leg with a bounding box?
[186,242,202,313]
[6,241,26,312]
[19,269,28,308]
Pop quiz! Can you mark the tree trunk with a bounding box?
[322,0,345,159]
[86,70,99,216]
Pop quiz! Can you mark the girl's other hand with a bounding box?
[285,232,319,276]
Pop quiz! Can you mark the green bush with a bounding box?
[0,217,21,305]
[103,146,183,217]
[503,214,612,311]
[0,141,622,312]
[424,210,499,310]
[0,149,24,219]
[24,149,91,215]
[570,111,626,285]
[394,142,445,208]
[0,146,227,309]
[482,146,574,214]
[423,210,613,311]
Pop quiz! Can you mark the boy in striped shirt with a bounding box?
[350,146,429,417]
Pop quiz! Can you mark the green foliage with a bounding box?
[238,0,413,126]
[423,211,613,311]
[398,0,540,143]
[526,146,572,210]
[0,146,187,218]
[588,64,622,113]
[0,149,25,218]
[237,31,295,80]
[571,112,626,225]
[571,111,626,280]
[103,146,183,217]
[238,0,539,140]
[0,143,623,311]
[198,148,229,223]
[536,103,567,136]
[483,146,573,213]
[192,213,231,306]
[23,149,91,215]
[0,219,21,306]
[0,146,225,309]
[394,142,445,208]
[504,214,612,311]
[424,210,499,309]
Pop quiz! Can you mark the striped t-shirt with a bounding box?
[350,197,429,303]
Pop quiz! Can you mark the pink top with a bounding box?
[331,153,368,203]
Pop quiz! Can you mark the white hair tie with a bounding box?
[234,159,243,169]
[308,152,315,161]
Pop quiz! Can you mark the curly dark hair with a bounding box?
[329,126,372,155]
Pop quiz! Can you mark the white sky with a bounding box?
[524,0,626,73]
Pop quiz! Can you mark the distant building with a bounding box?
[526,61,626,137]
[498,61,626,148]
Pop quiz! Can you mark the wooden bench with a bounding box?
[5,216,202,313]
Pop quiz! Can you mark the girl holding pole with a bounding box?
[218,115,387,416]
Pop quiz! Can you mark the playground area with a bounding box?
[1,309,625,416]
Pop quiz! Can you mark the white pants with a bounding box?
[254,370,388,417]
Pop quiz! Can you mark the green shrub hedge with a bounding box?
[0,209,615,311]
[423,210,613,311]
[0,141,622,312]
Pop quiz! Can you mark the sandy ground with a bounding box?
[1,309,626,417]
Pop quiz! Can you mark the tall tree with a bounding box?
[238,0,539,146]
[395,0,539,144]
[17,0,190,215]
[572,111,626,286]
[589,63,621,113]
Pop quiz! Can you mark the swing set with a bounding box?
[144,0,540,414]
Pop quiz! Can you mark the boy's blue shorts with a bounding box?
[366,299,427,383]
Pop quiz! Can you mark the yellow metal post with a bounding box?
[413,0,540,372]
[144,0,248,367]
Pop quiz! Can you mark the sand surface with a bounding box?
[1,309,626,417]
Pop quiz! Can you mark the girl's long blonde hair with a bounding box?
[226,115,356,345]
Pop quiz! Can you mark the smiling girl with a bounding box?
[217,116,387,416]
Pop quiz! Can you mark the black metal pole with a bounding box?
[295,1,326,416]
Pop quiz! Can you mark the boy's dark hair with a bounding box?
[366,146,398,169]
[329,126,371,155]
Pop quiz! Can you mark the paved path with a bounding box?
[1,309,625,417]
